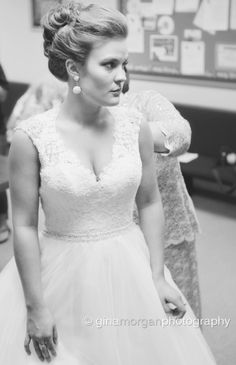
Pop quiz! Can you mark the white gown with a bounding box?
[0,106,216,364]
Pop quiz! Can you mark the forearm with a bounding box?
[13,226,45,311]
[138,201,165,280]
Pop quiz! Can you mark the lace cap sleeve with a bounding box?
[14,116,44,151]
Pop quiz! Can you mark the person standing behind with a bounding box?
[0,63,10,244]
[121,89,201,318]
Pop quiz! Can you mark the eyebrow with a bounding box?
[101,57,129,63]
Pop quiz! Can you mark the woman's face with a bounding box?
[79,38,128,106]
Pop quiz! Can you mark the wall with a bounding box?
[0,0,235,111]
[0,0,118,84]
[130,78,236,111]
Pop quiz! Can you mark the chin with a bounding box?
[109,99,120,106]
[94,94,121,107]
[105,95,121,106]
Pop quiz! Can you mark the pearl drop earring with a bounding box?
[72,75,81,94]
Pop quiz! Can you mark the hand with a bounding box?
[25,306,58,362]
[149,122,169,154]
[153,277,186,319]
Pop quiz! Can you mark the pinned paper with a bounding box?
[127,0,174,17]
[230,0,236,30]
[157,16,175,35]
[194,0,229,33]
[175,0,200,12]
[138,0,157,17]
[142,17,157,31]
[184,29,202,40]
[150,35,178,62]
[155,0,175,15]
[216,44,236,70]
[127,14,144,53]
[181,41,205,75]
[193,0,209,32]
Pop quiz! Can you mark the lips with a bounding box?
[111,89,121,92]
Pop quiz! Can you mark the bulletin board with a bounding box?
[119,0,236,88]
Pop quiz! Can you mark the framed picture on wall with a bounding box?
[32,0,62,27]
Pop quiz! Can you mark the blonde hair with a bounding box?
[42,1,128,81]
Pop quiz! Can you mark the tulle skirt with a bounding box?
[0,224,216,364]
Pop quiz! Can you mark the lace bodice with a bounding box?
[15,106,142,240]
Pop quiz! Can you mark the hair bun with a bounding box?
[42,2,79,57]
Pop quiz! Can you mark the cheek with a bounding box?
[82,65,112,91]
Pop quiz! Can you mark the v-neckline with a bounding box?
[52,106,119,182]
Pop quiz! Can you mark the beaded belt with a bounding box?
[42,222,135,242]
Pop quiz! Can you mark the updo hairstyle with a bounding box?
[42,1,128,81]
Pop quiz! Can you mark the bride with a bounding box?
[0,2,216,364]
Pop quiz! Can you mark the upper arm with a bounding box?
[135,117,161,209]
[9,130,40,228]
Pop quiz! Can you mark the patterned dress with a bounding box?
[7,84,202,318]
[0,106,216,364]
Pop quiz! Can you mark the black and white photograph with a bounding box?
[0,0,235,364]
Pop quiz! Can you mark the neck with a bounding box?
[60,87,106,127]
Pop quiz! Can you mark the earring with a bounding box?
[72,75,81,94]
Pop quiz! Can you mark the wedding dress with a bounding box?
[0,106,216,364]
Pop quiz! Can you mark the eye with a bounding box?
[103,61,116,70]
[102,59,128,71]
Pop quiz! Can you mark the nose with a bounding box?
[114,65,126,83]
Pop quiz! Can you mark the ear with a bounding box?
[65,59,80,79]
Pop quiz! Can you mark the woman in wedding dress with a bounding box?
[0,2,216,364]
